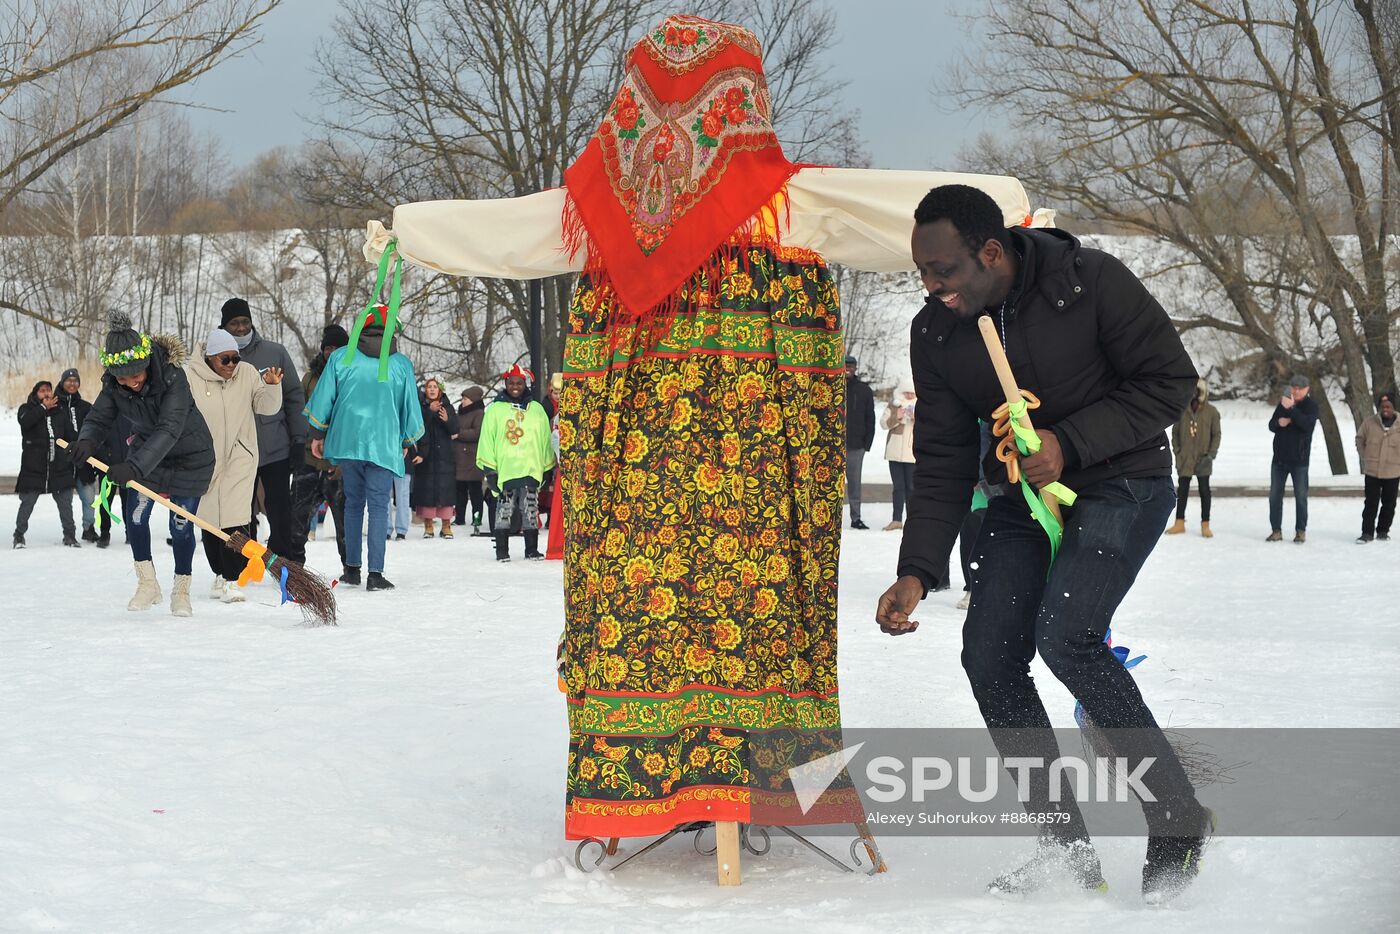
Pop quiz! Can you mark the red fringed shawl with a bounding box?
[562,15,798,324]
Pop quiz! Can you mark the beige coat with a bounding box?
[185,352,282,528]
[1357,414,1400,480]
[882,391,917,463]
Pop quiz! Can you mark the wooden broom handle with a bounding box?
[57,438,232,543]
[975,316,1063,524]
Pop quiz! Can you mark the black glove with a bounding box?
[106,461,140,486]
[485,471,500,497]
[287,441,306,467]
[67,438,98,465]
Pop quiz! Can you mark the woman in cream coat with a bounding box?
[185,327,283,601]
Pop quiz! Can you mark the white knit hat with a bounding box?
[206,327,239,357]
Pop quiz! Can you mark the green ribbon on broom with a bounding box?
[91,475,123,534]
[343,237,403,382]
[1005,398,1077,562]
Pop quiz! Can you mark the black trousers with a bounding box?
[1175,474,1212,521]
[289,463,346,566]
[203,523,252,582]
[1362,475,1399,537]
[958,506,986,593]
[455,479,485,524]
[250,458,295,562]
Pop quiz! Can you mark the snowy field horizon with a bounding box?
[3,396,1398,931]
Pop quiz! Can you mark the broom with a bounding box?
[58,439,338,626]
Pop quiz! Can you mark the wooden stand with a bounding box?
[715,821,742,885]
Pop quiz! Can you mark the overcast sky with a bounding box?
[175,1,990,173]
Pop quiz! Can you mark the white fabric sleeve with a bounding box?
[784,167,1053,272]
[362,188,581,279]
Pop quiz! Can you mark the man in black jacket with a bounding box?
[55,368,99,541]
[1266,374,1319,543]
[844,355,875,529]
[14,381,78,548]
[875,185,1210,904]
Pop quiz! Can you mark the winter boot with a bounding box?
[170,575,193,618]
[988,835,1107,896]
[1164,518,1186,535]
[82,525,98,543]
[128,560,163,610]
[441,521,454,539]
[366,571,395,591]
[97,525,110,549]
[12,534,24,549]
[1200,521,1213,538]
[339,565,362,587]
[471,511,482,535]
[63,533,80,547]
[1265,530,1283,542]
[1293,530,1306,544]
[523,530,544,561]
[221,580,245,604]
[495,532,511,562]
[956,591,972,610]
[1142,807,1215,906]
[422,519,436,539]
[883,520,904,531]
[209,578,228,600]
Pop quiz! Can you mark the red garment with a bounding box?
[562,15,798,322]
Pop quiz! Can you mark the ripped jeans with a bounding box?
[124,488,201,575]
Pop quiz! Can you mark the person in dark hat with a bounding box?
[454,385,487,532]
[218,297,307,563]
[68,311,215,616]
[844,354,875,529]
[1267,374,1319,543]
[54,367,99,540]
[288,323,352,567]
[14,380,79,548]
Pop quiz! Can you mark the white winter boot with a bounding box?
[170,575,193,618]
[209,578,227,600]
[128,560,163,611]
[221,580,246,604]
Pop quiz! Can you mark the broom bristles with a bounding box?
[227,532,338,626]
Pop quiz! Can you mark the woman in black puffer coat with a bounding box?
[410,376,460,538]
[14,380,78,547]
[69,312,215,616]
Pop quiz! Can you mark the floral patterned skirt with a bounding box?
[557,245,856,840]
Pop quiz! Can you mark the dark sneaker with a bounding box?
[81,525,98,542]
[366,572,395,591]
[1265,530,1283,542]
[496,553,511,563]
[1379,533,1391,541]
[988,837,1107,896]
[851,519,870,530]
[1143,807,1215,906]
[524,550,546,561]
[339,566,362,587]
[12,535,25,549]
[63,534,80,548]
[97,533,110,549]
[395,533,406,541]
[1357,534,1374,544]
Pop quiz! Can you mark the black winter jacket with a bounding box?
[410,392,461,509]
[1268,395,1319,465]
[845,375,875,451]
[16,383,77,494]
[898,227,1197,591]
[77,340,215,497]
[55,387,95,484]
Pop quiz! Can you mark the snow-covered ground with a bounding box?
[1,473,1396,932]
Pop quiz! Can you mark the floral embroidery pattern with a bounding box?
[638,15,762,74]
[558,246,848,838]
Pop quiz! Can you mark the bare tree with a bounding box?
[949,0,1400,473]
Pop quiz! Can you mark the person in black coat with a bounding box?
[844,355,876,529]
[68,312,215,616]
[54,367,101,540]
[410,376,460,537]
[876,185,1208,902]
[1266,374,1320,543]
[14,380,78,547]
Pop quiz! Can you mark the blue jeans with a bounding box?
[1268,460,1309,532]
[962,476,1200,837]
[388,471,411,535]
[342,460,393,572]
[76,479,96,529]
[125,489,200,575]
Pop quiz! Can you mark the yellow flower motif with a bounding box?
[660,552,685,580]
[642,752,667,776]
[764,554,789,582]
[713,533,739,562]
[603,528,626,556]
[689,746,711,768]
[753,588,778,619]
[578,757,599,781]
[670,397,693,430]
[626,470,647,498]
[720,433,741,466]
[646,586,678,618]
[694,462,725,494]
[683,643,715,672]
[624,556,654,586]
[713,619,741,650]
[602,412,620,445]
[603,654,628,684]
[736,372,765,404]
[597,615,622,649]
[623,430,650,463]
[721,656,746,683]
[766,279,785,302]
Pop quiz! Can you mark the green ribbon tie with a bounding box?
[92,476,123,534]
[1006,398,1077,561]
[344,238,403,382]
